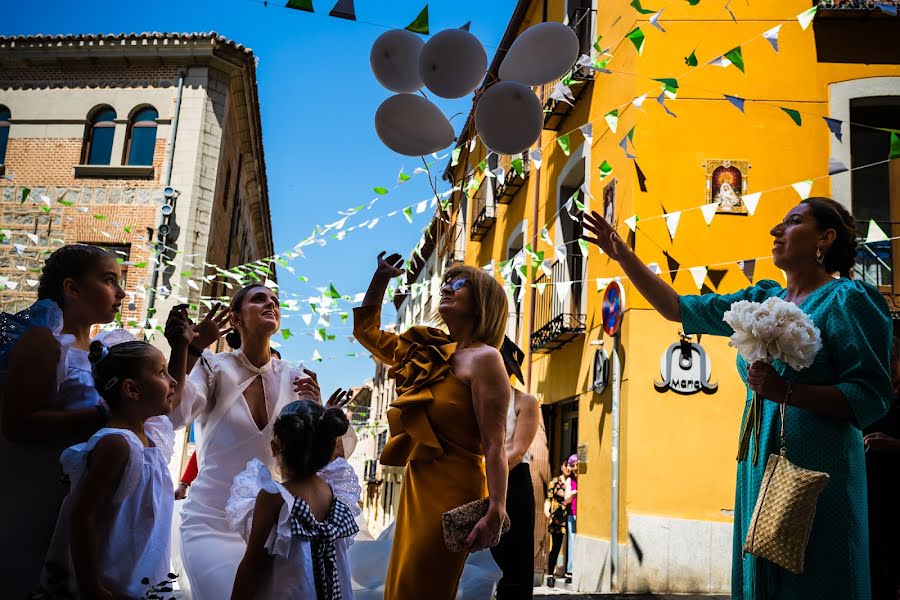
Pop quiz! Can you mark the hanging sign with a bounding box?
[602,281,625,336]
[591,347,610,393]
[654,335,718,395]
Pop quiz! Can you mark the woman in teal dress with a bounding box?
[583,197,892,600]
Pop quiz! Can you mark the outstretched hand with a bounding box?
[164,305,199,348]
[192,303,233,350]
[326,388,352,410]
[581,211,629,261]
[376,251,404,279]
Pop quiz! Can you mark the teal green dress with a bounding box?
[680,278,892,600]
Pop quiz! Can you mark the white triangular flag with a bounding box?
[596,277,614,292]
[625,215,638,232]
[26,233,40,244]
[311,349,323,362]
[531,148,542,170]
[26,279,38,287]
[368,218,379,229]
[689,266,708,290]
[416,200,428,213]
[650,9,665,31]
[743,192,762,216]
[701,202,719,225]
[791,180,813,200]
[664,211,681,239]
[764,24,781,53]
[604,110,618,134]
[632,94,648,109]
[301,313,313,326]
[797,6,817,31]
[579,182,592,200]
[469,137,478,152]
[555,281,573,305]
[580,123,593,145]
[866,219,890,243]
[555,244,567,262]
[708,55,732,68]
[647,262,662,275]
[541,228,553,246]
[536,282,547,295]
[492,167,506,186]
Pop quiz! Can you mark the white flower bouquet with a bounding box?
[723,296,822,463]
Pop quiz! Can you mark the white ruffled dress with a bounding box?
[0,300,107,596]
[225,458,362,599]
[35,416,176,599]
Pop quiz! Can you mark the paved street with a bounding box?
[534,593,729,600]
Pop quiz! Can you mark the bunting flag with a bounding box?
[724,0,736,22]
[555,281,573,305]
[824,117,843,143]
[707,268,728,290]
[541,227,553,246]
[634,161,648,192]
[664,210,681,240]
[555,244,567,263]
[596,277,614,292]
[797,5,817,31]
[625,215,638,232]
[626,27,646,54]
[689,266,708,290]
[866,219,890,243]
[405,5,429,34]
[685,50,698,67]
[619,134,637,159]
[630,0,655,15]
[598,160,613,180]
[531,148,542,170]
[685,0,700,5]
[657,92,677,118]
[743,192,762,216]
[664,251,680,283]
[655,78,679,99]
[891,131,900,160]
[764,25,781,53]
[632,94,648,109]
[328,0,356,19]
[739,259,756,283]
[829,156,849,176]
[550,81,575,105]
[580,123,593,145]
[781,107,802,126]
[792,180,814,200]
[724,47,745,73]
[578,239,590,256]
[604,109,619,134]
[709,55,732,69]
[701,202,719,225]
[450,147,462,167]
[286,0,314,11]
[647,262,662,275]
[650,9,666,32]
[557,134,571,156]
[724,94,745,112]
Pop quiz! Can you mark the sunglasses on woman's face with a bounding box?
[442,277,468,293]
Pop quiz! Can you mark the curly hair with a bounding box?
[37,244,113,307]
[801,197,859,278]
[88,340,159,409]
[224,284,271,349]
[273,400,349,478]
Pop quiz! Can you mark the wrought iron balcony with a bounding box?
[813,1,900,63]
[531,259,586,353]
[495,153,530,205]
[817,1,898,13]
[470,190,496,241]
[542,7,596,131]
[855,219,897,290]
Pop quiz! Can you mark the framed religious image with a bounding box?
[602,177,617,227]
[704,159,751,215]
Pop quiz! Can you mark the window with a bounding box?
[125,107,158,166]
[0,106,9,165]
[84,107,116,165]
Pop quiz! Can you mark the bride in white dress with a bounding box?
[166,284,320,599]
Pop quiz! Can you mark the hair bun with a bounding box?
[225,329,242,349]
[88,340,107,365]
[320,408,350,438]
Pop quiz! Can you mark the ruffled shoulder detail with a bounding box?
[60,428,146,504]
[381,325,456,466]
[0,299,74,387]
[144,416,176,465]
[226,459,294,557]
[319,458,362,518]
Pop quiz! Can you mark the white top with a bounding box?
[37,417,175,598]
[506,388,531,465]
[226,458,361,599]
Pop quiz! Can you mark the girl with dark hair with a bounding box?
[583,198,892,599]
[0,244,126,596]
[164,285,351,599]
[34,334,191,599]
[228,400,360,599]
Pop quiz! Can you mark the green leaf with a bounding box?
[403,207,413,223]
[626,27,645,54]
[20,187,30,204]
[890,131,900,160]
[598,160,613,179]
[557,134,571,156]
[781,107,802,126]
[724,46,745,73]
[684,50,698,67]
[373,186,389,195]
[630,0,655,14]
[405,5,429,35]
[282,329,293,340]
[285,0,314,11]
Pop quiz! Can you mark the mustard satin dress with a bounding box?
[354,306,487,599]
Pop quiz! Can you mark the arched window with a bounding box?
[84,107,116,165]
[0,106,10,165]
[125,107,158,166]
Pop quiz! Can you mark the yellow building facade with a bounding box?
[446,0,900,593]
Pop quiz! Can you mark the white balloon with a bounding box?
[370,29,425,93]
[499,22,580,86]
[475,81,543,156]
[419,29,487,99]
[375,94,455,157]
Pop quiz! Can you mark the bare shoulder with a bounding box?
[254,489,285,517]
[514,389,539,412]
[453,344,504,383]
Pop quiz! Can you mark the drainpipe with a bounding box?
[146,69,186,325]
[610,334,621,592]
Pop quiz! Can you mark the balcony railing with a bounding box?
[495,153,530,204]
[531,260,586,353]
[813,1,900,63]
[542,7,596,131]
[817,1,899,12]
[855,219,898,289]
[470,187,496,242]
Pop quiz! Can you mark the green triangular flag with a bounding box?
[781,107,802,126]
[685,50,698,67]
[626,27,645,54]
[724,46,744,73]
[630,0,655,14]
[604,108,619,134]
[593,34,604,53]
[20,187,30,204]
[281,329,293,340]
[450,147,462,167]
[286,0,314,11]
[398,169,411,183]
[373,186,389,195]
[402,207,413,223]
[326,283,341,298]
[557,134,571,156]
[654,77,679,98]
[405,5,429,35]
[685,0,700,4]
[511,158,525,177]
[890,131,900,160]
[598,160,613,179]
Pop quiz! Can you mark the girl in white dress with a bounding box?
[228,400,359,599]
[0,244,126,597]
[34,333,191,599]
[167,284,323,599]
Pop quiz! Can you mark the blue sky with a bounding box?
[5,0,516,394]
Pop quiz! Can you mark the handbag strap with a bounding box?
[779,382,793,457]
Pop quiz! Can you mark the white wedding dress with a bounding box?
[168,350,300,600]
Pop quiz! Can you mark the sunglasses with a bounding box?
[442,277,468,293]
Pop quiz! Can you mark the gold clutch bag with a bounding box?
[743,404,829,574]
[442,498,511,553]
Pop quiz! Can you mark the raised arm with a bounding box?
[3,328,105,443]
[582,211,681,322]
[353,251,406,365]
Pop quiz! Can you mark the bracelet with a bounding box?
[784,383,793,406]
[188,346,204,358]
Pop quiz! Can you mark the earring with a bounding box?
[815,248,824,265]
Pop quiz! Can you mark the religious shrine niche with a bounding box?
[704,159,751,215]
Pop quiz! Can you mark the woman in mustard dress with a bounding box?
[354,252,512,599]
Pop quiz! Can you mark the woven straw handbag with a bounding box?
[743,402,830,574]
[442,497,511,553]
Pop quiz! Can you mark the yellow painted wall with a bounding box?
[451,0,900,546]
